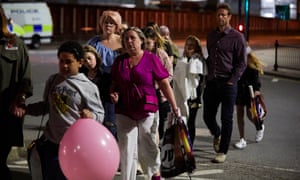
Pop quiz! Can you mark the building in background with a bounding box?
[226,0,297,19]
[2,0,299,20]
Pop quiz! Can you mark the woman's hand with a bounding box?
[81,109,94,119]
[173,107,181,118]
[110,92,119,104]
[254,91,261,97]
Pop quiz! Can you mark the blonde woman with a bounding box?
[234,46,266,149]
[87,10,123,139]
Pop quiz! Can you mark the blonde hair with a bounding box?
[99,10,122,33]
[247,52,265,75]
[145,22,166,50]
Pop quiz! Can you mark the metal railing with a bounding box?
[274,40,300,71]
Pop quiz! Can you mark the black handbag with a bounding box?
[27,134,45,180]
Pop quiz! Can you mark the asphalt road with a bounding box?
[7,42,300,180]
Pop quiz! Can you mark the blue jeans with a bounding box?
[203,79,237,154]
[103,102,117,139]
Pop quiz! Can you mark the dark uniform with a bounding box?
[0,34,33,179]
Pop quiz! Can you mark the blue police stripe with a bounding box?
[33,24,42,32]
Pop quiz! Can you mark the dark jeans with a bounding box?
[39,140,67,180]
[203,79,237,154]
[103,102,117,140]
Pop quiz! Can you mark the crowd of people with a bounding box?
[0,2,267,180]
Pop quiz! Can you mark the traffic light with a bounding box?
[237,24,244,33]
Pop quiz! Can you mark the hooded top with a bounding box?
[28,73,104,144]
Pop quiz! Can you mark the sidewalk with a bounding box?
[173,33,300,81]
[254,48,300,81]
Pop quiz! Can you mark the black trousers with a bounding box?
[158,101,171,139]
[203,79,237,154]
[187,103,198,145]
[39,140,67,180]
[0,144,12,180]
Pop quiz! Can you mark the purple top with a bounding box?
[206,26,247,83]
[111,51,169,120]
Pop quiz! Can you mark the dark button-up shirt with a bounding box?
[206,26,247,83]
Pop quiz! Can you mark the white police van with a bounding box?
[1,2,53,49]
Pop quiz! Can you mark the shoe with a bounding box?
[212,153,226,163]
[256,124,265,142]
[151,175,161,180]
[136,169,143,175]
[234,138,247,149]
[213,136,221,153]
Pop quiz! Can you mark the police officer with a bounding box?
[0,7,33,180]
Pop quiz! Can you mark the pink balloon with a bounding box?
[59,118,120,180]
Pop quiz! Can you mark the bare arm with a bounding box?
[157,78,179,117]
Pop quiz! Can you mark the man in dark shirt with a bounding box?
[203,2,247,163]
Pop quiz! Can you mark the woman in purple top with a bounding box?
[110,27,179,180]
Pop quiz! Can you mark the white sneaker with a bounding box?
[234,138,247,149]
[256,124,265,142]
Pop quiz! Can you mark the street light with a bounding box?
[245,0,249,41]
[238,0,249,40]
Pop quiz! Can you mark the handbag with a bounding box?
[161,113,196,178]
[132,82,158,113]
[143,94,158,112]
[27,135,45,180]
[248,85,267,121]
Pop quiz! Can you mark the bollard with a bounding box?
[274,40,279,71]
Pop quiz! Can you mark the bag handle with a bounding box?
[131,82,142,99]
[36,74,58,139]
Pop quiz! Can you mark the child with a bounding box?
[173,35,207,145]
[81,45,103,102]
[234,45,266,149]
[26,41,105,179]
[81,45,119,139]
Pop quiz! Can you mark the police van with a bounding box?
[1,2,53,49]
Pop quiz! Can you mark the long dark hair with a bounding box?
[183,35,204,58]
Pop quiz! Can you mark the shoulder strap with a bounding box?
[36,74,58,139]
